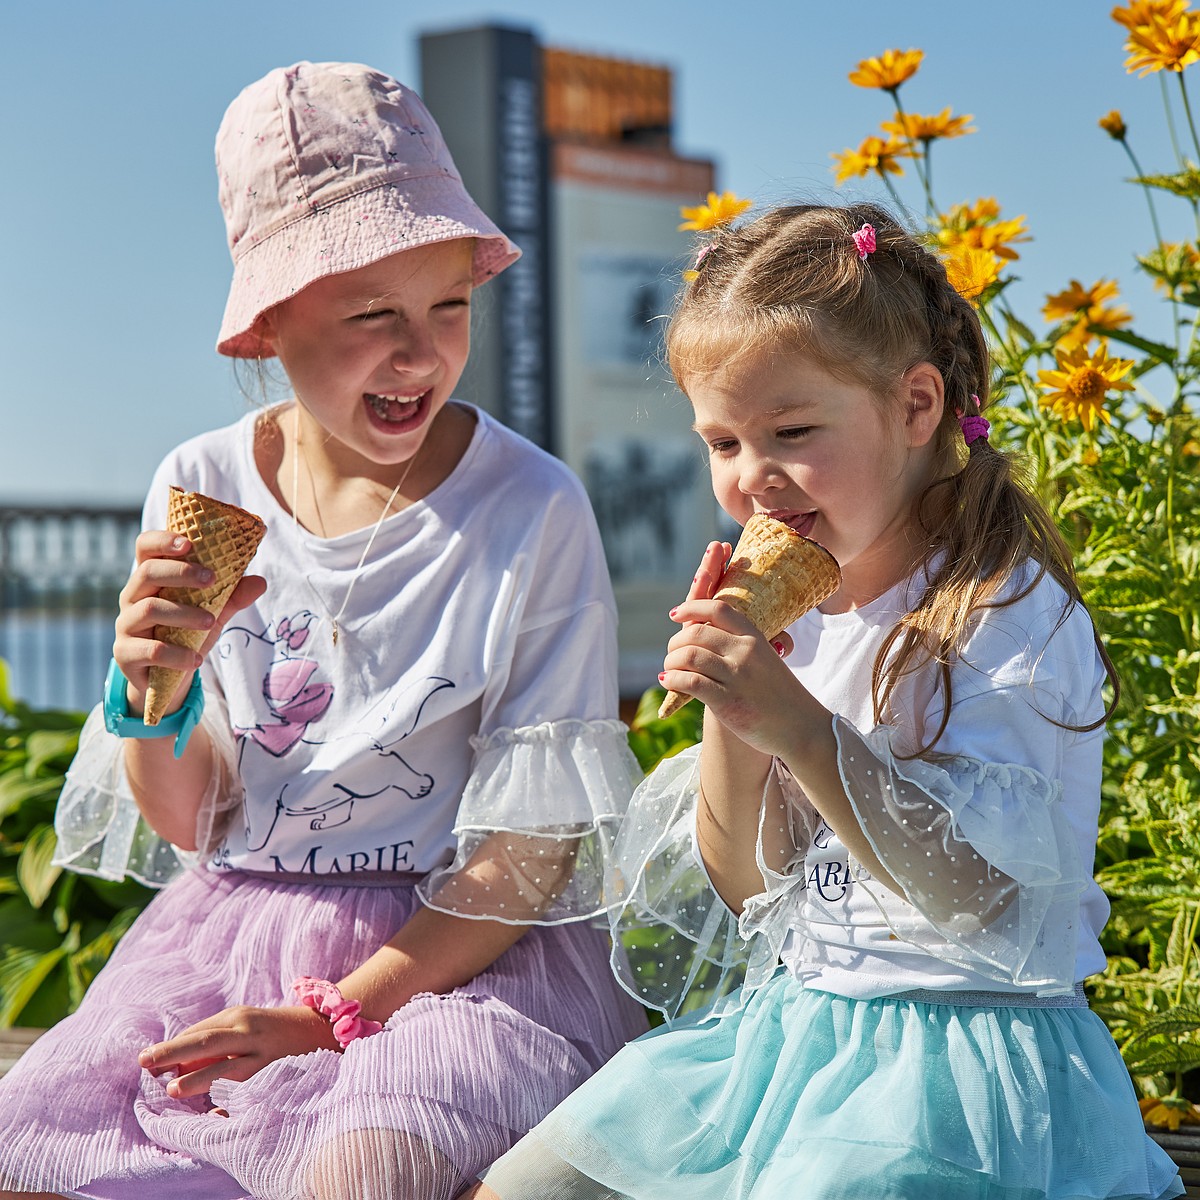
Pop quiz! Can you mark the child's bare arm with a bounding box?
[114,529,265,847]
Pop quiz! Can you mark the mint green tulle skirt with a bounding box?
[482,969,1183,1199]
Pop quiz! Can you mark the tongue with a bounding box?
[371,395,418,421]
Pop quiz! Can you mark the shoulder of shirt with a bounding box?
[148,410,257,491]
[467,406,592,510]
[966,559,1099,662]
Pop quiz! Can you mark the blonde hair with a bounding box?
[666,201,1117,753]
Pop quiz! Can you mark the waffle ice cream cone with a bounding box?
[144,487,267,725]
[658,514,841,720]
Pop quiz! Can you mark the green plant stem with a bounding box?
[1162,72,1185,167]
[878,169,908,214]
[1179,73,1200,171]
[887,90,937,218]
[982,301,1040,410]
[1173,74,1200,238]
[1120,138,1181,357]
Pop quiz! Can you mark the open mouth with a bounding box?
[766,510,818,538]
[365,391,428,423]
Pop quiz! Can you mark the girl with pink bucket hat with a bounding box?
[0,61,646,1198]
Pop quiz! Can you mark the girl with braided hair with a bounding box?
[471,203,1182,1199]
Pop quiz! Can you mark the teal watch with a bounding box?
[103,658,204,759]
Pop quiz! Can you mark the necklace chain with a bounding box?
[289,403,420,646]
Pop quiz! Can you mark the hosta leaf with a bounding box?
[16,825,61,909]
[0,944,68,1027]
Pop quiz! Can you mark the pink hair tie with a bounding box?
[293,976,383,1049]
[852,222,877,259]
[959,415,991,446]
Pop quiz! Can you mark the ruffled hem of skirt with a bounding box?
[500,970,1183,1200]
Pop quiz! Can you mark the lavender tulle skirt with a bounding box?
[0,868,648,1199]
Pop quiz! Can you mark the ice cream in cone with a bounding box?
[144,487,267,725]
[658,514,841,719]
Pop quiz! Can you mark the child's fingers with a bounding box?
[194,574,268,661]
[121,560,216,608]
[166,1055,260,1099]
[686,542,729,604]
[684,541,731,605]
[668,597,758,636]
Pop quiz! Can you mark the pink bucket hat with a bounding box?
[215,61,521,358]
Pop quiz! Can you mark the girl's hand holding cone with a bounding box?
[114,489,267,724]
[659,515,841,720]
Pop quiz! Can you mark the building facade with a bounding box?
[420,25,722,697]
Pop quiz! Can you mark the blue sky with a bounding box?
[0,0,1184,503]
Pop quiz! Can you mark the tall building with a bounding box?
[420,25,722,698]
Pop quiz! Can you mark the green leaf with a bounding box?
[23,729,79,776]
[1132,166,1200,200]
[1124,1040,1200,1076]
[1126,1004,1200,1044]
[16,825,61,909]
[1095,325,1178,364]
[0,940,70,1027]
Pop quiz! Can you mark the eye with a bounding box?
[437,296,472,312]
[778,426,812,440]
[354,308,393,322]
[707,438,738,455]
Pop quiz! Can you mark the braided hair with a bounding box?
[666,201,1117,753]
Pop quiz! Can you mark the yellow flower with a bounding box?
[848,48,924,90]
[1140,1094,1200,1131]
[831,136,913,185]
[937,198,1030,263]
[881,108,976,143]
[1080,446,1102,466]
[941,246,1002,301]
[1147,406,1167,423]
[1038,343,1135,432]
[678,191,753,232]
[1042,279,1132,349]
[1099,109,1128,139]
[1124,10,1200,74]
[1184,438,1200,455]
[1112,0,1191,30]
[1043,279,1123,321]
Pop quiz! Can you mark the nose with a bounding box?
[390,319,439,376]
[736,447,785,497]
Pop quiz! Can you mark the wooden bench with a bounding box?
[0,1027,44,1078]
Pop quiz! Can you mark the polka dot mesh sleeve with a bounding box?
[830,716,1088,995]
[417,719,644,925]
[605,746,808,1021]
[54,686,243,887]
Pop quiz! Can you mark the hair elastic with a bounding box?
[852,222,877,259]
[958,395,991,447]
[293,976,383,1049]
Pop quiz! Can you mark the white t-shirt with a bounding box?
[137,404,621,879]
[776,567,1111,996]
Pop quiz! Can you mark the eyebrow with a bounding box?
[350,277,475,308]
[690,401,817,432]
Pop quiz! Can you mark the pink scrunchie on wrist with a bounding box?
[292,976,383,1049]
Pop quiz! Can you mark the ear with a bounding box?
[901,362,944,448]
[252,307,280,354]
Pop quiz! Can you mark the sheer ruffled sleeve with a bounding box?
[605,746,811,1021]
[830,717,1087,994]
[53,687,243,887]
[815,580,1108,995]
[417,718,642,924]
[417,487,643,926]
